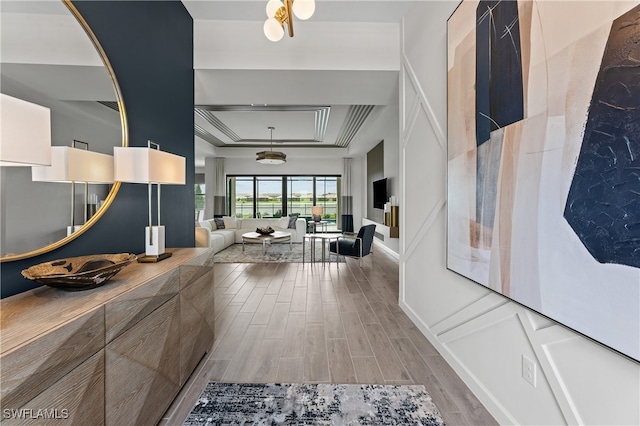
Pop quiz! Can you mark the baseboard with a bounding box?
[372,240,399,260]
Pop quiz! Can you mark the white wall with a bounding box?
[399,2,640,425]
[351,103,401,255]
[223,155,343,176]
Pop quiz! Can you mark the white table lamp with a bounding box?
[114,141,186,262]
[1,93,51,166]
[312,205,323,222]
[32,141,114,235]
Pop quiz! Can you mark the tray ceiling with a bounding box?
[194,104,374,148]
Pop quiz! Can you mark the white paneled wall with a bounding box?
[399,2,640,425]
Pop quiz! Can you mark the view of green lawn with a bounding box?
[195,176,339,223]
[237,200,337,220]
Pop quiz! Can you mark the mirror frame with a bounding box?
[0,0,128,262]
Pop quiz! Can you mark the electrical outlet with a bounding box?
[522,355,537,387]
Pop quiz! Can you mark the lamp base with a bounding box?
[138,226,169,262]
[137,252,172,263]
[145,225,166,256]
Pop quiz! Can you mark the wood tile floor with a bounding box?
[160,247,498,425]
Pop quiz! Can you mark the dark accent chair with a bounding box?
[329,224,376,265]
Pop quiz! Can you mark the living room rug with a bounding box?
[183,382,445,425]
[213,242,344,263]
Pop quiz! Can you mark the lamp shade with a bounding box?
[311,206,323,216]
[114,146,185,184]
[32,146,114,183]
[264,17,284,42]
[256,150,286,164]
[266,0,283,17]
[1,93,51,166]
[292,0,315,20]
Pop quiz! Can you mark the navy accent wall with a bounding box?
[0,1,194,298]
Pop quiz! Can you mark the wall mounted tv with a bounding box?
[373,178,387,209]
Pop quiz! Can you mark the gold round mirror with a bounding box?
[0,0,126,262]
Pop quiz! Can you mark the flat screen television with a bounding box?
[373,178,387,209]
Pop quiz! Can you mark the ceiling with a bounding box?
[184,0,416,166]
[1,1,420,166]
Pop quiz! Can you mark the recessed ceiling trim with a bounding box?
[195,123,225,146]
[198,105,328,113]
[335,105,374,147]
[195,105,331,143]
[217,143,341,149]
[195,108,241,141]
[315,107,330,141]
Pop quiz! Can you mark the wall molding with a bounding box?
[401,53,446,149]
[398,299,518,425]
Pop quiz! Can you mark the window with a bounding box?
[227,175,341,230]
[315,177,338,223]
[287,176,314,217]
[195,183,205,220]
[231,176,254,218]
[256,176,283,218]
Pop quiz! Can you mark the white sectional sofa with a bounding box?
[195,216,307,253]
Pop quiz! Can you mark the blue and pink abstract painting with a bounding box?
[447,0,639,361]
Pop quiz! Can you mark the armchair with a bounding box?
[329,224,376,265]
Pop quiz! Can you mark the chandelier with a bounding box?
[256,126,286,164]
[263,0,315,42]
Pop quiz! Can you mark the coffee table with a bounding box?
[241,231,292,254]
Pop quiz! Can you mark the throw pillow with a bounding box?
[223,216,237,229]
[288,216,298,229]
[208,219,217,230]
[278,217,290,229]
[214,218,225,229]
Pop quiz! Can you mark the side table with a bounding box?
[308,221,328,233]
[303,233,342,266]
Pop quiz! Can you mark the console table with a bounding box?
[0,248,215,426]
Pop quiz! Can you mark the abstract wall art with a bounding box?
[447,0,640,361]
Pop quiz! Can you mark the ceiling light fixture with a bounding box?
[263,0,315,42]
[257,126,286,164]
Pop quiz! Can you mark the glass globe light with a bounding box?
[264,17,284,42]
[266,0,283,18]
[292,0,315,20]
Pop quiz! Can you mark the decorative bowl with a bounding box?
[21,253,137,291]
[256,226,275,235]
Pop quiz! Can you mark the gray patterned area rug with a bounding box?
[214,243,344,263]
[183,382,445,425]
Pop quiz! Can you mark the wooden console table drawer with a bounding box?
[179,264,215,384]
[106,296,181,426]
[2,350,105,426]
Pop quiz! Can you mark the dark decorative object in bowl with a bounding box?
[21,253,137,291]
[256,226,275,235]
